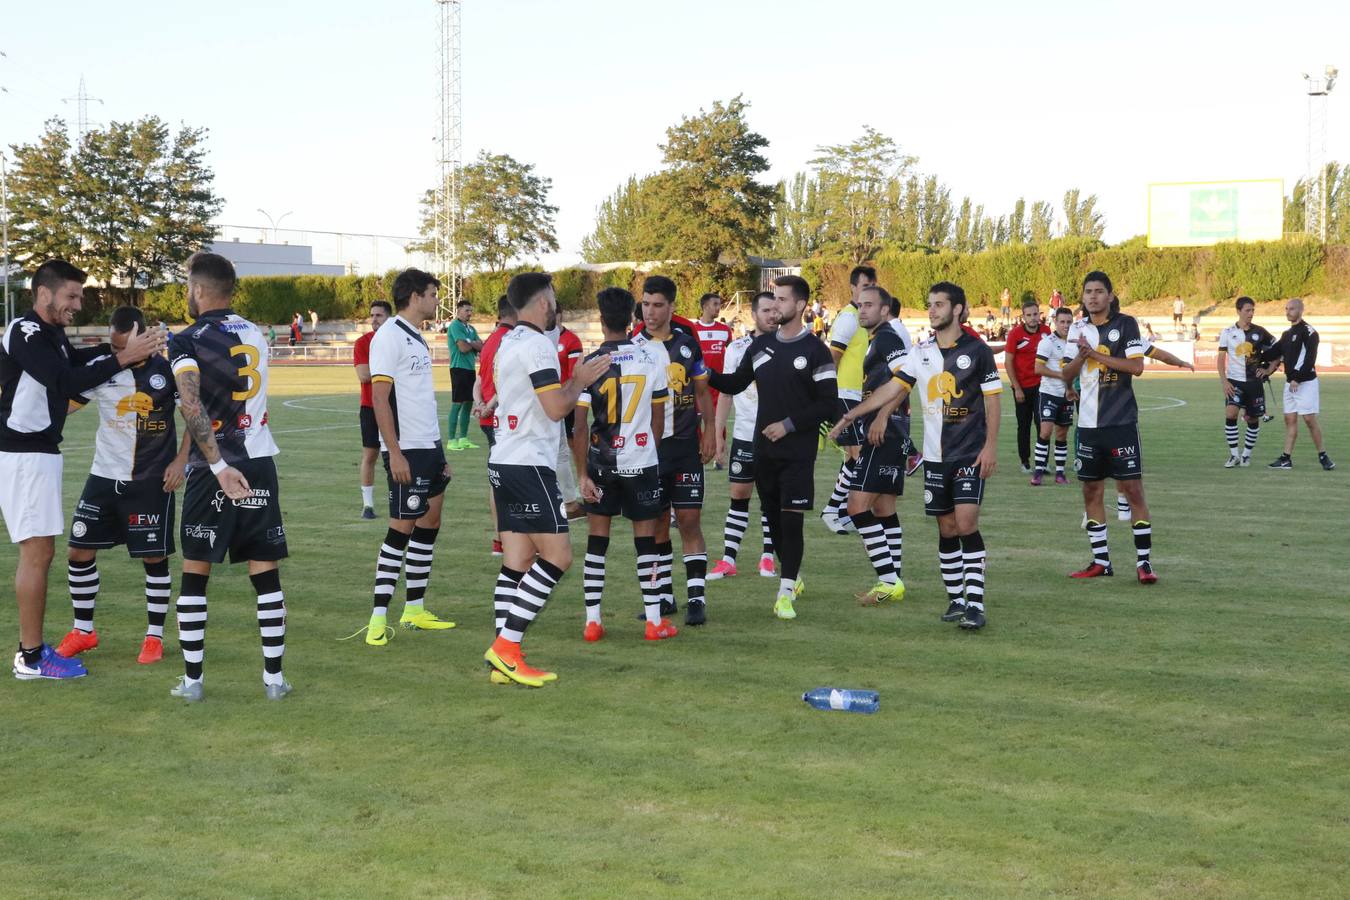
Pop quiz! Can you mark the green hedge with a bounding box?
[461,264,753,318]
[805,237,1348,309]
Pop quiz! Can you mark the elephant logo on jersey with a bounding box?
[1235,341,1254,359]
[1085,345,1111,373]
[116,391,155,418]
[927,371,963,404]
[666,363,688,395]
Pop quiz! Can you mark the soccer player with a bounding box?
[547,313,586,517]
[56,306,189,665]
[1059,271,1157,585]
[360,268,458,646]
[353,299,391,519]
[820,266,876,534]
[484,272,611,687]
[1004,299,1050,473]
[1259,297,1334,470]
[1216,296,1276,468]
[694,292,734,468]
[638,276,717,626]
[845,285,912,605]
[1031,306,1076,485]
[709,291,778,581]
[447,299,483,450]
[473,295,516,556]
[168,252,291,701]
[2,260,165,680]
[571,287,675,641]
[709,276,838,620]
[832,281,1001,630]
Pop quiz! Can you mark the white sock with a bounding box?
[361,485,374,507]
[779,577,795,595]
[585,605,601,625]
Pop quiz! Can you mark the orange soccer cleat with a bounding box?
[644,619,679,641]
[55,629,99,658]
[583,621,606,642]
[484,637,557,687]
[137,636,164,665]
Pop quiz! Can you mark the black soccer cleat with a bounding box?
[684,600,707,627]
[1268,455,1292,469]
[361,506,376,520]
[1320,453,1336,471]
[941,601,967,622]
[958,607,986,631]
[636,599,679,621]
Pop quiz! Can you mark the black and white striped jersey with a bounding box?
[74,355,178,481]
[1218,323,1276,382]
[895,331,1002,463]
[576,339,668,471]
[1067,314,1144,429]
[0,311,123,454]
[168,309,278,465]
[637,331,707,442]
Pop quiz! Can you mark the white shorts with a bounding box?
[0,451,64,543]
[1283,378,1320,416]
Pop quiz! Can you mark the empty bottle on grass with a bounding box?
[802,688,879,714]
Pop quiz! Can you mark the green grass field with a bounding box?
[2,368,1348,898]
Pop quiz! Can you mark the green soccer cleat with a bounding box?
[364,614,393,646]
[859,579,906,606]
[774,592,797,620]
[459,438,480,450]
[400,608,456,631]
[793,578,805,597]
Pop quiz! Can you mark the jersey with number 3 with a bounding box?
[577,339,668,471]
[1067,313,1143,429]
[168,308,277,465]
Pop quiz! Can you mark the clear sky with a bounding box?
[2,0,1347,269]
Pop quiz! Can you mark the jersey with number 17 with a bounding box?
[577,339,668,471]
[168,308,278,466]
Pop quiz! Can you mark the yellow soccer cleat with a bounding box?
[400,608,456,631]
[773,592,797,620]
[858,579,906,606]
[364,614,393,646]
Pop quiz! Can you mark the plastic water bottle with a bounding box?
[802,688,879,714]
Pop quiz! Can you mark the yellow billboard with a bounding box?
[1147,179,1284,247]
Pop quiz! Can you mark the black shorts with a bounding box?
[69,474,176,558]
[727,439,756,484]
[181,457,287,564]
[1224,379,1266,418]
[835,398,862,447]
[584,464,662,521]
[852,430,906,496]
[450,367,476,403]
[1039,393,1074,428]
[755,453,816,512]
[359,405,379,449]
[489,464,567,534]
[1075,425,1143,482]
[384,443,451,519]
[923,459,984,516]
[481,424,496,448]
[659,437,704,510]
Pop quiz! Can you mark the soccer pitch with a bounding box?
[2,368,1347,897]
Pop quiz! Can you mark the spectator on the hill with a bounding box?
[308,309,319,335]
[1173,296,1185,330]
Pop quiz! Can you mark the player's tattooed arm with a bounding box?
[177,368,223,465]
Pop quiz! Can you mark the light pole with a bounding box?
[1303,65,1338,243]
[257,208,293,243]
[1,150,10,324]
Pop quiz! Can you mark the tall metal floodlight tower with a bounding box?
[1303,65,1338,243]
[435,0,464,319]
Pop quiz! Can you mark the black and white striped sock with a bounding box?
[961,531,986,611]
[1133,520,1152,567]
[1243,424,1259,456]
[1116,495,1131,517]
[852,510,896,583]
[760,513,775,557]
[1054,441,1068,474]
[500,558,565,643]
[404,526,438,609]
[176,572,209,684]
[143,559,171,639]
[880,513,902,580]
[68,559,99,633]
[1225,419,1239,455]
[1087,519,1110,567]
[655,540,674,608]
[494,566,524,635]
[722,497,750,563]
[583,534,609,623]
[1033,439,1049,474]
[824,460,852,517]
[371,528,409,616]
[634,536,662,624]
[684,553,707,606]
[938,535,964,606]
[251,569,286,686]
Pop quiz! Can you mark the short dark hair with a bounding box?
[1054,306,1074,318]
[391,268,440,310]
[698,292,722,309]
[860,284,894,312]
[456,299,473,310]
[370,300,392,315]
[751,290,775,311]
[596,287,636,333]
[774,274,810,302]
[642,275,677,304]
[506,271,553,311]
[929,281,968,322]
[31,259,88,298]
[109,306,145,334]
[849,265,877,286]
[186,252,238,300]
[1235,296,1255,311]
[1083,270,1113,294]
[1021,298,1039,311]
[496,294,515,321]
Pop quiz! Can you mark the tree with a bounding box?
[917,175,954,248]
[1029,201,1056,243]
[767,172,822,259]
[1062,188,1106,239]
[6,119,86,267]
[1285,162,1350,241]
[1008,197,1028,245]
[581,175,658,263]
[417,150,558,272]
[808,126,915,264]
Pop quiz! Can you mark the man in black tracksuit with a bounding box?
[708,275,837,620]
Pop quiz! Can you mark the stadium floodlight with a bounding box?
[1304,65,1337,242]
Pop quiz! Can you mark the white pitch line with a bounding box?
[998,395,1187,417]
[282,396,353,413]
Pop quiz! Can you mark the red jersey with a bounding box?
[1005,322,1051,389]
[693,319,734,373]
[477,322,512,426]
[556,326,583,380]
[353,330,376,408]
[632,314,696,340]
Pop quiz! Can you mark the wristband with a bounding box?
[209,458,229,476]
